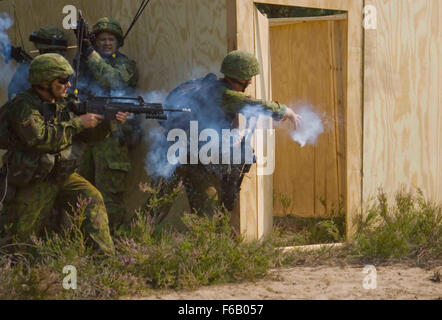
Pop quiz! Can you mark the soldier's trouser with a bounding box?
[0,173,115,254]
[176,165,221,215]
[79,135,131,230]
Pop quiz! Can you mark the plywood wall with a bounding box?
[0,0,227,99]
[271,19,346,218]
[0,0,228,213]
[363,0,442,204]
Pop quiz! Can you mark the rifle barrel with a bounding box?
[162,108,191,113]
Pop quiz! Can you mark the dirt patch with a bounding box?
[131,265,441,300]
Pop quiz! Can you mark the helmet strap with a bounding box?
[227,77,250,92]
[36,83,56,100]
[241,80,249,92]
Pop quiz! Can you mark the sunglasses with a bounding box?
[230,78,250,86]
[57,75,72,85]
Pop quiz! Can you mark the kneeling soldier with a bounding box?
[0,53,129,254]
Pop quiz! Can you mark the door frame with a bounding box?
[227,0,364,240]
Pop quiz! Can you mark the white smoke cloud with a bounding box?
[0,13,16,96]
[0,13,13,47]
[140,90,168,104]
[140,90,177,178]
[144,124,177,179]
[290,106,324,147]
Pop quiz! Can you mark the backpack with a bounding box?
[163,73,230,132]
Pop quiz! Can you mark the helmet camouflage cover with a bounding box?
[92,17,124,45]
[28,53,74,85]
[30,26,68,51]
[220,50,260,81]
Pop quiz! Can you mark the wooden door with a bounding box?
[270,18,347,218]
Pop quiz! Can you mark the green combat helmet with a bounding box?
[92,17,124,46]
[29,27,68,52]
[28,53,74,85]
[220,50,260,81]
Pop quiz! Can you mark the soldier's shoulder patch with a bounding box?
[22,119,33,128]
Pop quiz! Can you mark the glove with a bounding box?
[81,39,94,58]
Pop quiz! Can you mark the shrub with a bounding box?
[352,189,441,262]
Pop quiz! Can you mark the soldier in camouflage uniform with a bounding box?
[165,50,300,214]
[8,26,69,100]
[0,54,129,254]
[75,18,140,230]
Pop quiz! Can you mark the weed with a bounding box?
[272,215,345,246]
[351,189,441,263]
[0,185,283,298]
[0,186,439,299]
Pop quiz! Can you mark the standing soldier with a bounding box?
[164,50,301,214]
[0,53,129,254]
[75,17,140,230]
[8,26,69,100]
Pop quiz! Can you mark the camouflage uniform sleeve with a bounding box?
[222,88,287,121]
[85,52,138,89]
[8,99,84,153]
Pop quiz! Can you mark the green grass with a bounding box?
[0,184,284,299]
[272,191,346,246]
[0,187,440,299]
[351,189,441,263]
[272,216,346,246]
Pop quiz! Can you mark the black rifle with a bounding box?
[72,9,92,96]
[10,46,33,63]
[218,118,258,211]
[0,44,33,64]
[219,151,256,212]
[68,95,191,120]
[73,10,95,43]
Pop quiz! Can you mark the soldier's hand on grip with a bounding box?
[115,112,131,124]
[80,113,102,129]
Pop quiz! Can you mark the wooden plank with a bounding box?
[254,6,273,239]
[227,0,238,51]
[363,0,442,204]
[333,19,347,215]
[280,242,344,253]
[326,20,346,215]
[235,0,259,241]
[249,0,355,11]
[270,23,316,217]
[269,13,347,26]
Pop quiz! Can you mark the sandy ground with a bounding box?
[135,265,441,300]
